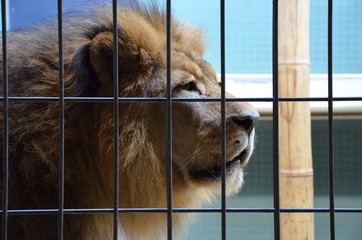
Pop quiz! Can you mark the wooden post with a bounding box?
[279,0,314,240]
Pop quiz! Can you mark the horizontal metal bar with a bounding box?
[2,207,361,216]
[279,97,362,102]
[0,96,361,103]
[0,97,166,103]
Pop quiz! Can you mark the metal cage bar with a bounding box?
[57,0,65,239]
[1,206,362,215]
[272,0,280,239]
[1,0,9,239]
[112,1,120,239]
[327,0,336,239]
[220,0,227,239]
[1,96,362,103]
[166,0,173,239]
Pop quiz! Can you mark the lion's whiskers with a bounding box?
[180,145,215,170]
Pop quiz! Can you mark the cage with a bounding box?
[1,0,362,239]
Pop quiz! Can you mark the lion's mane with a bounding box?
[0,3,215,240]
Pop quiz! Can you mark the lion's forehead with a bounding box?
[169,50,217,82]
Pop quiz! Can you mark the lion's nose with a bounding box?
[232,115,259,134]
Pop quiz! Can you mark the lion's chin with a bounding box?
[188,149,248,181]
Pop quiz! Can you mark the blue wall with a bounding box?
[171,0,362,74]
[1,0,361,74]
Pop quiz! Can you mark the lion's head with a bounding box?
[84,6,259,237]
[86,5,259,194]
[1,4,258,240]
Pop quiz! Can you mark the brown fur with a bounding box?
[0,3,258,240]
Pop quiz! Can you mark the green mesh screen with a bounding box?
[187,119,362,240]
[244,119,362,195]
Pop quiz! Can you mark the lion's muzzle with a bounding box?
[189,149,249,181]
[187,108,259,182]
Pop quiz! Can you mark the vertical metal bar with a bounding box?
[272,0,280,239]
[327,0,335,239]
[112,1,120,240]
[166,0,173,239]
[57,0,65,239]
[220,0,226,239]
[1,0,9,239]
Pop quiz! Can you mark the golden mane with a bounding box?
[0,3,258,240]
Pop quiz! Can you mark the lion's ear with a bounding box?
[89,31,154,84]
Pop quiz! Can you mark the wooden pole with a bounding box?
[279,0,314,239]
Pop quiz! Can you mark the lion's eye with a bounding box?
[180,81,199,92]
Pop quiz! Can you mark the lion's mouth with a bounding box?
[189,149,248,181]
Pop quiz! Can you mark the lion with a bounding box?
[0,3,259,240]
